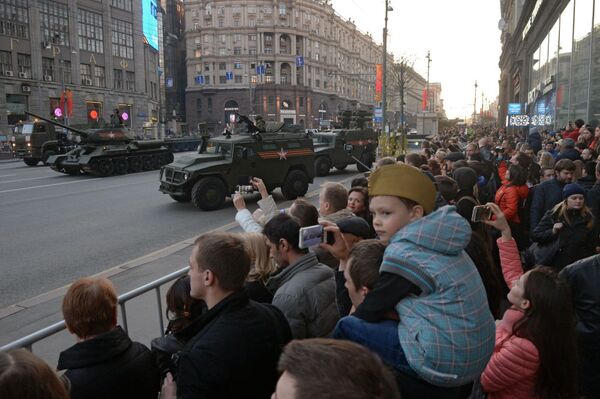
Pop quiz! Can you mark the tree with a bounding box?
[388,57,419,135]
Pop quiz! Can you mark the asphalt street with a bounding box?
[0,155,360,309]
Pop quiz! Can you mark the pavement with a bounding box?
[0,170,360,366]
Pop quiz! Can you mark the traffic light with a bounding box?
[89,109,99,120]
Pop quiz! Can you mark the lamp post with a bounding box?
[473,80,478,125]
[426,51,431,112]
[382,0,393,137]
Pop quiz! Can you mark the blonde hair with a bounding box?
[240,232,279,282]
[538,151,555,169]
[551,198,594,230]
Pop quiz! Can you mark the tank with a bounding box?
[25,112,174,177]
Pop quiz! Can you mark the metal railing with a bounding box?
[0,267,189,353]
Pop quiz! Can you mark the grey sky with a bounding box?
[330,0,502,119]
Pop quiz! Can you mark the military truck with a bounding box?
[11,119,77,166]
[311,110,377,176]
[159,117,315,211]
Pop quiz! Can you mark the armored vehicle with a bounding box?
[159,116,315,211]
[25,112,173,176]
[12,119,77,166]
[311,110,377,176]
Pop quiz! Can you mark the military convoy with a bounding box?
[11,119,77,166]
[23,112,174,176]
[159,116,315,211]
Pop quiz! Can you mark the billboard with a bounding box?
[143,0,159,50]
[507,103,521,115]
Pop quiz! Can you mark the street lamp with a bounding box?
[382,0,393,137]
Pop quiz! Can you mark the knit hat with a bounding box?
[445,152,466,162]
[563,183,585,200]
[563,138,575,149]
[337,217,371,239]
[369,164,436,213]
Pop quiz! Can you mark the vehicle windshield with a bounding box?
[407,140,422,153]
[203,141,232,157]
[14,123,34,135]
[312,134,333,145]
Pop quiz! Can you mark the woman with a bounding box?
[496,164,529,250]
[347,186,373,236]
[531,183,598,271]
[240,232,279,303]
[537,151,555,169]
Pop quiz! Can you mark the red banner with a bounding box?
[60,89,74,117]
[421,89,428,111]
[375,64,383,102]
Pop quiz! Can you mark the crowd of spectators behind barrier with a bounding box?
[2,123,600,399]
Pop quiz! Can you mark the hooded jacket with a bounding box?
[495,184,529,223]
[381,206,496,387]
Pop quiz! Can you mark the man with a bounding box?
[478,137,494,163]
[556,138,582,161]
[173,233,292,398]
[465,143,479,161]
[530,159,576,232]
[272,338,400,399]
[110,109,123,128]
[528,127,543,154]
[264,214,338,338]
[582,148,595,162]
[443,151,465,177]
[565,118,585,141]
[544,141,558,157]
[585,162,600,228]
[318,182,353,221]
[540,167,555,183]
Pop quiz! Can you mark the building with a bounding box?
[0,0,162,136]
[498,0,600,130]
[184,0,396,133]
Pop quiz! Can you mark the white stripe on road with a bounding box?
[0,176,53,184]
[0,174,17,178]
[0,178,101,194]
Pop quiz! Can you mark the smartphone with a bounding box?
[471,205,492,223]
[236,175,254,194]
[298,225,335,249]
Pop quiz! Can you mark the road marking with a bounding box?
[0,176,54,185]
[0,174,17,178]
[0,179,100,194]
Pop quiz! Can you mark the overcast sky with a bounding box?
[330,0,502,119]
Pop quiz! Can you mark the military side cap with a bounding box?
[369,164,436,213]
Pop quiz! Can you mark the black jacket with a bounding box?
[530,178,567,233]
[531,208,597,271]
[555,148,582,162]
[176,290,292,399]
[560,254,600,337]
[57,326,159,399]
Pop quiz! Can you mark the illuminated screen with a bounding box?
[143,0,159,50]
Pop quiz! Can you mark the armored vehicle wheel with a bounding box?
[161,153,174,165]
[151,155,161,169]
[335,164,347,170]
[357,153,373,173]
[42,151,56,165]
[170,193,191,202]
[191,177,226,211]
[128,156,142,173]
[281,170,309,200]
[93,159,115,177]
[24,158,39,166]
[315,157,331,177]
[113,158,128,175]
[142,155,154,171]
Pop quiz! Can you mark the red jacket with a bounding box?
[565,129,580,141]
[481,238,539,399]
[495,184,529,223]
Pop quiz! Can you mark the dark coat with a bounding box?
[527,131,542,154]
[530,178,567,233]
[57,326,159,399]
[531,208,597,271]
[555,148,582,162]
[176,290,292,399]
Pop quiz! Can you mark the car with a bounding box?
[312,129,378,176]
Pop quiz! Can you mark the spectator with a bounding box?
[329,164,495,390]
[405,153,426,168]
[350,176,368,188]
[434,175,459,204]
[565,118,585,141]
[496,164,529,250]
[478,137,495,163]
[538,151,555,169]
[318,182,353,221]
[234,177,277,233]
[288,198,319,227]
[376,156,397,168]
[530,159,576,232]
[57,277,160,399]
[531,183,598,271]
[539,167,554,183]
[347,186,373,235]
[273,338,400,399]
[264,214,338,338]
[581,147,595,162]
[480,203,578,399]
[555,138,581,162]
[0,349,69,399]
[427,158,442,175]
[543,141,558,157]
[578,161,597,190]
[465,143,480,161]
[241,232,279,303]
[442,152,465,176]
[527,127,542,154]
[435,149,447,164]
[151,276,205,378]
[169,232,292,398]
[591,125,600,153]
[560,255,600,398]
[453,167,480,222]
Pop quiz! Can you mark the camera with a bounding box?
[236,185,254,194]
[495,147,503,152]
[471,205,492,223]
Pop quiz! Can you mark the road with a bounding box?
[0,156,360,309]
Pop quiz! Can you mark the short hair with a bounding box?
[263,213,305,253]
[540,167,554,178]
[350,176,368,188]
[194,232,250,292]
[434,175,459,203]
[574,119,585,128]
[347,240,385,290]
[290,198,319,227]
[321,182,348,213]
[405,153,425,167]
[277,338,400,399]
[554,159,576,172]
[584,161,597,177]
[0,349,69,399]
[376,157,396,168]
[62,277,117,338]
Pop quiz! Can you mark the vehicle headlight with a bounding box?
[27,143,31,147]
[183,171,189,180]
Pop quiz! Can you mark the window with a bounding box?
[78,9,104,53]
[195,64,202,73]
[0,0,29,38]
[7,94,28,125]
[234,47,242,55]
[94,66,105,87]
[17,54,31,77]
[61,60,71,84]
[279,4,286,15]
[205,75,210,84]
[111,0,132,12]
[126,71,135,91]
[114,69,123,90]
[196,98,202,118]
[39,0,69,46]
[42,57,54,80]
[234,75,242,83]
[219,34,226,43]
[234,62,242,69]
[80,64,92,85]
[151,81,157,99]
[248,34,256,41]
[204,63,210,71]
[219,48,227,56]
[0,51,12,74]
[248,5,256,14]
[233,19,240,27]
[207,97,213,113]
[249,47,257,55]
[112,18,134,59]
[234,33,241,42]
[219,62,226,70]
[299,97,304,106]
[194,49,202,58]
[218,19,224,27]
[219,75,227,84]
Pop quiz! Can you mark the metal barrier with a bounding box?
[0,267,189,353]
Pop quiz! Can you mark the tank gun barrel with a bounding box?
[25,112,88,138]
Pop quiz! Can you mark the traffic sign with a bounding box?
[507,103,521,115]
[166,78,173,88]
[226,71,233,80]
[256,65,265,75]
[296,56,304,68]
[194,75,205,85]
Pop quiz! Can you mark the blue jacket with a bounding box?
[381,206,495,386]
[555,148,582,162]
[530,178,566,232]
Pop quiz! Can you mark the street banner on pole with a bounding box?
[375,64,383,102]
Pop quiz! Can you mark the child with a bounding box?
[480,203,578,399]
[326,164,495,389]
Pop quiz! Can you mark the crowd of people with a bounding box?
[1,123,600,399]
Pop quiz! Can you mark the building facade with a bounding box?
[499,0,600,129]
[184,0,397,133]
[0,0,162,136]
